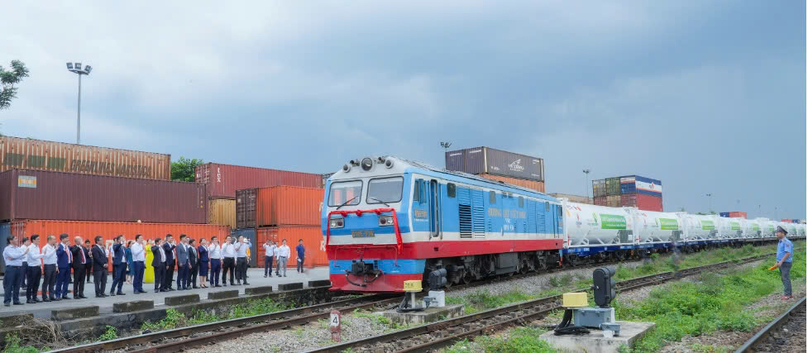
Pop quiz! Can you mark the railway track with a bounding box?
[44,251,775,353]
[308,253,773,353]
[735,296,806,353]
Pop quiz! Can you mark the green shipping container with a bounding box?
[592,179,607,197]
[606,177,621,196]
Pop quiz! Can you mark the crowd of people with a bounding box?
[2,233,308,307]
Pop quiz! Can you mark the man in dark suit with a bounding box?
[151,238,166,293]
[70,236,89,299]
[110,235,126,296]
[84,239,93,284]
[188,238,199,289]
[55,234,73,300]
[176,236,190,290]
[162,234,176,291]
[91,236,108,297]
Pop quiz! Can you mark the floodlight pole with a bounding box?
[77,73,82,144]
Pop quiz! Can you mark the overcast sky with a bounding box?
[2,1,805,219]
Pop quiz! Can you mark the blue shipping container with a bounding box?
[231,228,257,265]
[620,175,662,195]
[720,212,730,218]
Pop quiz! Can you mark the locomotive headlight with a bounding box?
[379,215,394,226]
[330,218,345,229]
[385,159,394,169]
[361,157,373,171]
[343,164,351,173]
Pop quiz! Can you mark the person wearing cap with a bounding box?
[774,225,793,300]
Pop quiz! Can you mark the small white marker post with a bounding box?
[330,310,341,342]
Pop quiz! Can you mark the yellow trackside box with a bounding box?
[403,280,422,292]
[562,292,588,308]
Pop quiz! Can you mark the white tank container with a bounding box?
[745,219,762,238]
[630,209,681,243]
[717,217,742,239]
[756,218,775,238]
[678,213,717,241]
[561,201,634,248]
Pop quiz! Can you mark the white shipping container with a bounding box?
[561,201,634,248]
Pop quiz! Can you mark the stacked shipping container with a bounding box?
[593,175,663,212]
[196,162,323,230]
[445,146,546,193]
[721,212,747,219]
[236,186,327,268]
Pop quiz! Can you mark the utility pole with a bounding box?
[66,62,92,144]
[706,193,712,213]
[583,169,591,200]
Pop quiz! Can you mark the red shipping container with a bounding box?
[236,188,258,229]
[256,186,323,227]
[0,169,207,223]
[594,196,607,206]
[195,163,322,199]
[621,194,637,207]
[728,212,747,219]
[255,226,327,268]
[636,193,663,212]
[9,219,230,271]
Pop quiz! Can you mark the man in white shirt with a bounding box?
[41,235,58,302]
[4,235,30,306]
[234,236,251,285]
[276,239,291,278]
[222,236,237,286]
[209,236,222,287]
[25,234,45,304]
[263,240,276,278]
[131,234,147,294]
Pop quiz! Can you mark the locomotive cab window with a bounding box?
[367,177,404,204]
[518,196,524,208]
[328,180,362,207]
[447,183,456,198]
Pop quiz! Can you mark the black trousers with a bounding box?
[73,265,86,297]
[190,264,198,287]
[154,263,165,292]
[164,261,175,289]
[236,258,248,283]
[85,263,92,283]
[222,258,236,284]
[93,268,107,296]
[20,262,27,287]
[42,264,57,299]
[26,265,41,300]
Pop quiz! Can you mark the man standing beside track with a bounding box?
[3,235,29,306]
[234,236,251,285]
[41,235,58,302]
[55,234,73,300]
[774,226,794,300]
[26,234,44,304]
[163,234,176,291]
[131,234,147,294]
[151,238,166,293]
[110,235,127,296]
[176,235,191,290]
[209,236,222,287]
[84,239,93,285]
[276,239,290,277]
[70,236,89,299]
[263,239,275,278]
[91,236,108,297]
[222,236,237,286]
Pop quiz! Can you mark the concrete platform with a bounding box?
[540,321,655,353]
[383,304,464,326]
[0,267,328,319]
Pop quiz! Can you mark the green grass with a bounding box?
[615,244,806,352]
[2,333,47,353]
[140,297,292,331]
[442,327,556,353]
[97,325,118,341]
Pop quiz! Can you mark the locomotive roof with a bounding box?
[394,157,556,201]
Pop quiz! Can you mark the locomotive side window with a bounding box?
[518,196,524,208]
[545,202,550,212]
[447,183,456,198]
[489,191,496,204]
[367,177,404,204]
[328,180,362,207]
[413,180,420,202]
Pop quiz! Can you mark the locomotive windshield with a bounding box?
[367,177,403,204]
[329,180,362,207]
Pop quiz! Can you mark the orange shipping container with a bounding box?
[0,136,171,180]
[255,226,327,268]
[9,220,230,270]
[478,174,545,193]
[256,186,324,227]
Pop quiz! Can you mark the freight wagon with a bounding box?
[322,156,804,293]
[0,136,171,180]
[0,169,207,223]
